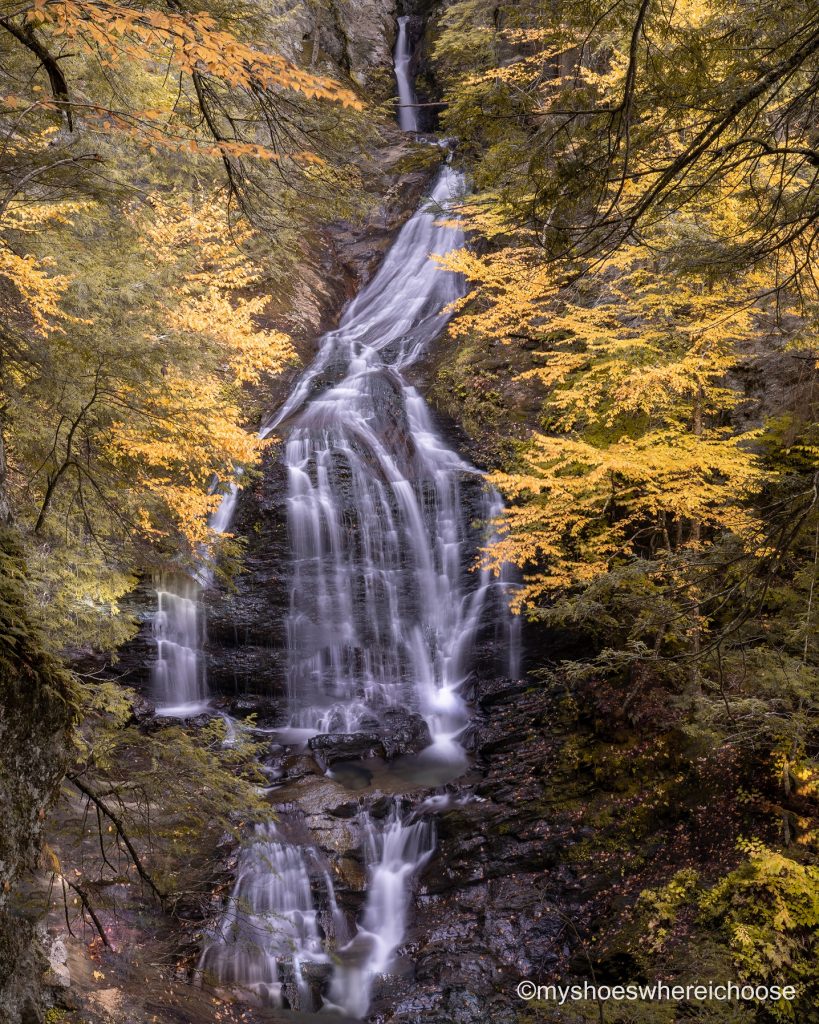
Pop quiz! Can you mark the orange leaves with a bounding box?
[109,194,296,548]
[138,196,296,383]
[450,214,770,609]
[484,426,764,610]
[0,247,70,335]
[438,243,558,343]
[108,370,263,548]
[167,289,294,385]
[27,0,362,109]
[0,202,93,336]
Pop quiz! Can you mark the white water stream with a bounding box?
[150,575,209,717]
[191,22,521,1017]
[198,817,330,1007]
[272,164,484,765]
[325,807,434,1017]
[395,16,419,133]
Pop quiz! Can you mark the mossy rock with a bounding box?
[0,528,74,1021]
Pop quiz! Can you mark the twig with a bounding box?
[66,772,166,905]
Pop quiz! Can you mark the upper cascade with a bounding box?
[275,163,501,763]
[395,15,419,133]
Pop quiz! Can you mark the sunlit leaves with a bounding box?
[0,0,368,650]
[106,195,297,550]
[28,0,362,109]
[442,217,769,610]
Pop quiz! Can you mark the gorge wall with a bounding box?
[0,532,73,1024]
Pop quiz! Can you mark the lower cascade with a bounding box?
[198,815,331,1009]
[325,807,435,1017]
[195,22,520,1020]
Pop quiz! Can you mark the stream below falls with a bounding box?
[149,20,522,1019]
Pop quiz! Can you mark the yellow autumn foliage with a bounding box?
[0,201,92,336]
[28,0,361,109]
[106,197,298,547]
[141,198,296,385]
[442,212,770,610]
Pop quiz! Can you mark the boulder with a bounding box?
[308,732,386,770]
[380,709,432,758]
[42,963,70,990]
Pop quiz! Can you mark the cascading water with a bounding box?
[326,807,435,1017]
[151,482,237,716]
[199,20,521,1018]
[202,162,516,1018]
[198,816,332,1009]
[151,574,209,717]
[269,166,494,762]
[394,16,418,132]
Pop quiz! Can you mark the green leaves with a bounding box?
[701,846,819,1017]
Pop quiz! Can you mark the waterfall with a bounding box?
[395,16,419,132]
[198,17,521,1017]
[198,817,333,1009]
[151,574,209,717]
[271,166,488,762]
[150,481,237,716]
[326,804,435,1016]
[201,160,517,1019]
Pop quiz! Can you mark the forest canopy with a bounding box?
[4,1,819,1021]
[428,0,819,609]
[0,0,369,649]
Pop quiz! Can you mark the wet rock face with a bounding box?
[371,677,583,1024]
[309,732,387,769]
[261,0,398,92]
[380,709,432,758]
[316,0,399,90]
[205,450,291,699]
[306,711,433,771]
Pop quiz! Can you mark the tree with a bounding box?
[442,204,768,611]
[430,0,819,613]
[0,3,371,997]
[436,0,819,289]
[0,0,369,648]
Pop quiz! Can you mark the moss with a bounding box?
[0,527,74,1019]
[512,658,819,1022]
[426,328,534,467]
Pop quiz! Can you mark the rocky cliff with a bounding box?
[0,532,73,1024]
[263,0,398,91]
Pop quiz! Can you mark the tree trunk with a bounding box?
[689,385,704,693]
[0,409,13,528]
